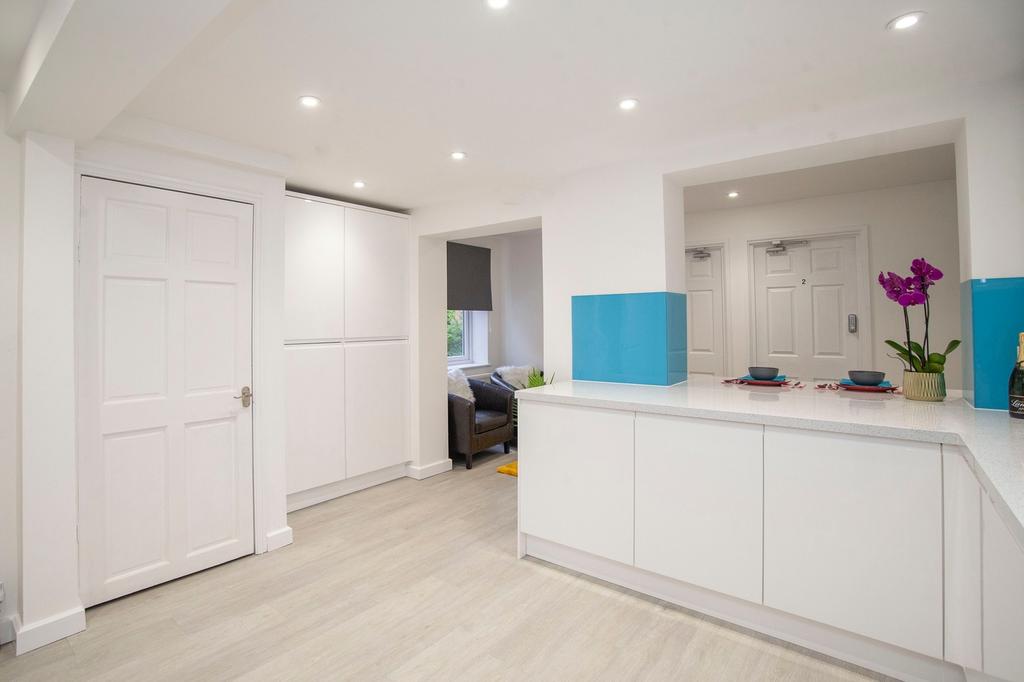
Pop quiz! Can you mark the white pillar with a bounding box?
[16,131,85,654]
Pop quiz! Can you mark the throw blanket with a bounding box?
[496,365,534,389]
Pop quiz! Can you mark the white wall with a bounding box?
[541,162,684,382]
[686,180,961,387]
[0,98,22,643]
[456,229,544,379]
[503,229,544,372]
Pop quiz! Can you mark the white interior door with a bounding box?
[685,245,726,376]
[752,235,863,381]
[78,177,255,607]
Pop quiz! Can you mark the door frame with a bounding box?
[684,240,730,376]
[745,226,873,372]
[74,163,272,561]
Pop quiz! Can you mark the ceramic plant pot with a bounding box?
[902,370,946,402]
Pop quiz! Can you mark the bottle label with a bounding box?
[1012,394,1024,418]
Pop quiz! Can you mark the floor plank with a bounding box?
[0,447,884,680]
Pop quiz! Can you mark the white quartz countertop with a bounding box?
[516,375,1024,548]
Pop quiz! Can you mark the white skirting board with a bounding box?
[287,464,409,512]
[405,458,453,480]
[522,534,963,682]
[13,606,86,656]
[264,526,294,552]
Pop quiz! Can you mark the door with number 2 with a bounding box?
[752,235,864,382]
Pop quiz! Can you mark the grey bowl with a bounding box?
[748,366,780,381]
[848,370,885,386]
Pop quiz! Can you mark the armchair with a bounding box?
[448,379,514,469]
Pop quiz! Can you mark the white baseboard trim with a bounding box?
[0,615,13,645]
[523,535,961,682]
[264,526,294,552]
[287,464,408,512]
[13,605,86,655]
[405,458,453,480]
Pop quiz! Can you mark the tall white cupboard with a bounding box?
[283,193,411,510]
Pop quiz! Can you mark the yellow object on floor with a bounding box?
[496,460,518,477]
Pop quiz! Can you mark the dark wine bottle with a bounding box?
[1010,332,1024,419]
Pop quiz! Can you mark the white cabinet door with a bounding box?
[284,196,344,342]
[635,415,763,603]
[344,341,409,478]
[285,344,345,494]
[518,402,634,565]
[344,208,409,339]
[763,427,942,658]
[983,494,1024,681]
[943,446,982,672]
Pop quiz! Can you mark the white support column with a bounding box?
[16,131,84,654]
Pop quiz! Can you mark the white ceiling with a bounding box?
[684,144,956,213]
[0,0,45,91]
[54,1,1024,210]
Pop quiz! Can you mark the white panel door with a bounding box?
[752,235,862,381]
[685,246,726,376]
[344,341,409,478]
[982,494,1024,681]
[78,177,255,607]
[635,415,762,602]
[284,196,344,342]
[285,343,345,494]
[518,401,635,565]
[344,208,409,339]
[763,427,942,658]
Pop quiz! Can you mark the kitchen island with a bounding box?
[515,376,1024,682]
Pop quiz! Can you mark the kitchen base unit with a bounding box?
[516,377,1024,682]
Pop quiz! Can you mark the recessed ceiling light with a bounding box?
[353,180,366,189]
[298,95,321,108]
[487,0,509,8]
[887,11,924,30]
[619,98,639,111]
[451,150,467,161]
[728,191,739,199]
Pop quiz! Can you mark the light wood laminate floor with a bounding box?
[0,448,883,681]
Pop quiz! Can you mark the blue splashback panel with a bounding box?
[964,277,1024,410]
[572,292,687,385]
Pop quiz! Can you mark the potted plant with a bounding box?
[878,258,960,401]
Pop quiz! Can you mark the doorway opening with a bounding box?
[681,143,960,385]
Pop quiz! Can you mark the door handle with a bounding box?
[234,386,252,408]
[848,314,858,334]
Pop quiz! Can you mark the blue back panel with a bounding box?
[571,292,687,385]
[966,277,1024,410]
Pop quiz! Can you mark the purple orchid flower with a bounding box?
[897,289,926,307]
[910,258,943,292]
[878,271,925,307]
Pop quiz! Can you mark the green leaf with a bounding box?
[928,353,946,367]
[909,341,927,364]
[884,340,911,360]
[910,355,923,371]
[943,339,961,355]
[923,362,945,373]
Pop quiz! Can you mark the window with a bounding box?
[447,310,487,367]
[447,310,472,364]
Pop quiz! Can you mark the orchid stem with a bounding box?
[904,307,914,371]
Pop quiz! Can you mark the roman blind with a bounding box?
[447,242,493,311]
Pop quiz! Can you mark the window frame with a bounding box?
[447,309,473,366]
